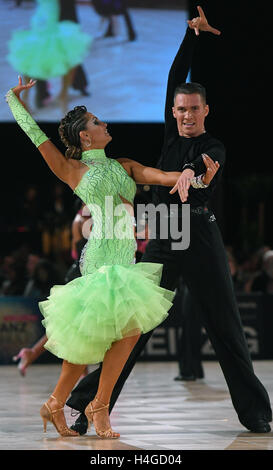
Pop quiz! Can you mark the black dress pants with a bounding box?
[104,11,136,40]
[66,210,272,428]
[177,283,204,378]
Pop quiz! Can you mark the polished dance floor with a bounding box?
[1,361,273,451]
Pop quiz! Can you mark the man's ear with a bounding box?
[204,104,209,117]
[172,106,176,118]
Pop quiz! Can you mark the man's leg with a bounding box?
[35,80,50,108]
[67,238,180,433]
[189,296,204,379]
[122,9,136,41]
[176,285,203,380]
[176,284,195,379]
[71,65,89,96]
[179,212,272,431]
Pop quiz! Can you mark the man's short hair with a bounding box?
[174,82,207,104]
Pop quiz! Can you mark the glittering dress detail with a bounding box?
[39,149,175,364]
[75,149,138,275]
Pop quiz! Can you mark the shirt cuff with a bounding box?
[182,163,195,173]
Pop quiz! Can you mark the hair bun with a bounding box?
[58,106,88,160]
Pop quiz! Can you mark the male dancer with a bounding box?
[67,7,272,433]
[92,0,137,41]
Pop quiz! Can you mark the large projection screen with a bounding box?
[1,0,189,122]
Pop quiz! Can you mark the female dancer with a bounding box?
[13,202,90,377]
[7,0,91,111]
[6,78,218,439]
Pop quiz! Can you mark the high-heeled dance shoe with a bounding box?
[40,395,79,437]
[13,348,34,376]
[84,397,120,439]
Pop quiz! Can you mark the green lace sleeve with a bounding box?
[6,89,49,148]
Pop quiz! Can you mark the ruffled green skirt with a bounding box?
[7,21,92,79]
[39,263,175,365]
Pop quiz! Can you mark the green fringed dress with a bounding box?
[39,149,175,364]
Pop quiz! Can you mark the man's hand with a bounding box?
[202,154,220,185]
[169,168,194,202]
[169,155,220,202]
[187,5,221,36]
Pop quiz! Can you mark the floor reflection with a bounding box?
[225,432,273,450]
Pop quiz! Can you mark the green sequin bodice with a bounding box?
[74,149,137,275]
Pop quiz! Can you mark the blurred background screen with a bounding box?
[1,0,189,122]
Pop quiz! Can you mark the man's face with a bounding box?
[172,93,209,138]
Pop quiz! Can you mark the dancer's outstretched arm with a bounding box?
[117,155,219,187]
[6,78,80,186]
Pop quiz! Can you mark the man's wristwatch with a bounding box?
[182,162,195,172]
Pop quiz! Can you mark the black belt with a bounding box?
[166,206,209,217]
[153,206,209,221]
[190,206,209,215]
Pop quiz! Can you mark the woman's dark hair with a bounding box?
[58,106,89,160]
[174,82,207,104]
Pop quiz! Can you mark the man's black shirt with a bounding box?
[154,132,225,208]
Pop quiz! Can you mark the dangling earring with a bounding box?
[85,139,92,149]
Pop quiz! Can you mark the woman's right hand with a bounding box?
[12,76,37,112]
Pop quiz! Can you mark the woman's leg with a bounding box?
[97,334,141,404]
[51,361,87,404]
[45,333,140,434]
[44,360,86,432]
[87,334,140,436]
[58,67,76,113]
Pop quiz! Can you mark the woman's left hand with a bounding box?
[169,168,194,202]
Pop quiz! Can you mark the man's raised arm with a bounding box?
[164,27,198,134]
[164,6,221,134]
